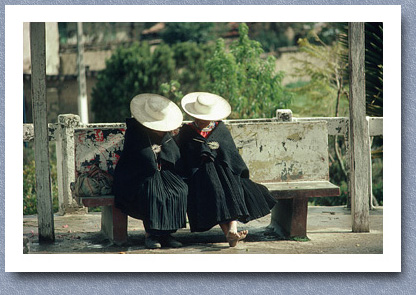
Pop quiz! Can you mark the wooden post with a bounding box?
[77,22,89,123]
[30,22,55,242]
[348,23,370,232]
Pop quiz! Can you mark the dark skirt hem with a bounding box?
[187,162,276,232]
[114,169,188,231]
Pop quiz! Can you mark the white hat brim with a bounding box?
[130,94,183,132]
[181,92,231,121]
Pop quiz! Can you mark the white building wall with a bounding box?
[23,22,60,75]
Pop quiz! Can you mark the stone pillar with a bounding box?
[275,109,293,122]
[56,114,86,214]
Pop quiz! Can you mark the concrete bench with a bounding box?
[72,119,339,245]
[228,121,340,238]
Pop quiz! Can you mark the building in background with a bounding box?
[23,22,159,123]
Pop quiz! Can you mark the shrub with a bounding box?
[205,23,291,119]
[161,22,215,45]
[91,42,176,123]
[23,142,59,215]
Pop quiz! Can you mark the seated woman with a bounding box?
[113,93,188,249]
[178,92,276,247]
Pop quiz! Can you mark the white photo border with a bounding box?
[5,4,401,272]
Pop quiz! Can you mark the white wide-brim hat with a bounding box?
[181,92,231,121]
[130,93,183,132]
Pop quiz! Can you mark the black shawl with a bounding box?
[178,121,249,178]
[113,118,182,199]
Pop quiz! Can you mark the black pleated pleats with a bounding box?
[240,178,276,222]
[187,162,275,232]
[138,169,188,231]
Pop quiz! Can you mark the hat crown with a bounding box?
[194,94,215,114]
[144,96,169,120]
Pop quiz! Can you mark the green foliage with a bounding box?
[289,31,349,117]
[365,23,383,117]
[160,80,183,105]
[248,23,341,53]
[250,24,293,52]
[91,42,176,122]
[161,22,215,45]
[23,142,59,215]
[160,41,215,105]
[170,42,215,96]
[205,23,291,119]
[92,23,291,121]
[336,22,383,117]
[23,159,38,215]
[286,81,349,117]
[91,41,215,122]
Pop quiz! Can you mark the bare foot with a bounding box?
[226,230,248,247]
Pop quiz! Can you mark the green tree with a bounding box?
[160,42,215,105]
[365,22,383,117]
[205,23,291,119]
[172,42,214,95]
[161,22,215,45]
[290,29,349,118]
[91,42,176,122]
[337,22,383,117]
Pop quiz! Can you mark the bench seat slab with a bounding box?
[263,181,340,199]
[80,195,115,207]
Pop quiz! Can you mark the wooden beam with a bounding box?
[76,22,89,123]
[348,22,370,232]
[30,22,55,242]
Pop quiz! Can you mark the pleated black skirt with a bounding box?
[187,162,276,232]
[121,169,188,231]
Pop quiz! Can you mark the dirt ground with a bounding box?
[23,206,383,254]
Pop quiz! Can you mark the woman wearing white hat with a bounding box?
[113,94,188,249]
[178,92,276,247]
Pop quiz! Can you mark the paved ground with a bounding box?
[23,206,383,254]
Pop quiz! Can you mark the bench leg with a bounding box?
[270,198,309,238]
[101,205,128,245]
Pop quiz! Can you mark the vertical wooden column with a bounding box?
[30,22,55,242]
[348,23,370,232]
[77,22,89,123]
